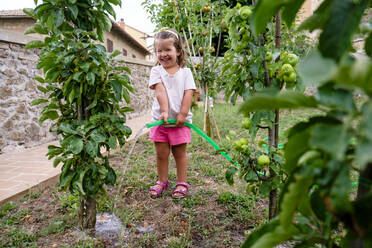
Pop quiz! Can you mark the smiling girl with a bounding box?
[148,28,196,199]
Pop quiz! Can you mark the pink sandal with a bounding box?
[149,181,168,198]
[172,182,190,199]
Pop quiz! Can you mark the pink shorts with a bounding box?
[149,125,191,146]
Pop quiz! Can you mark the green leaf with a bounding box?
[251,0,286,36]
[53,157,63,168]
[73,72,82,81]
[67,5,78,19]
[225,166,238,185]
[105,167,116,186]
[30,98,48,106]
[54,8,64,27]
[316,83,356,112]
[47,13,55,31]
[118,66,131,74]
[85,140,98,158]
[102,14,112,31]
[281,0,306,27]
[243,219,298,248]
[309,123,351,160]
[329,161,352,213]
[46,145,63,158]
[310,189,328,221]
[58,123,77,135]
[366,32,372,56]
[122,88,130,104]
[298,50,337,86]
[332,57,372,95]
[244,171,258,182]
[24,40,45,49]
[280,175,313,229]
[37,85,48,93]
[23,8,34,17]
[108,136,117,150]
[87,72,95,85]
[111,79,122,101]
[79,62,90,73]
[34,76,45,83]
[24,26,37,35]
[39,110,59,123]
[242,218,281,248]
[285,129,311,173]
[63,135,84,154]
[60,168,75,189]
[107,0,121,6]
[319,0,369,61]
[259,181,272,196]
[355,139,372,170]
[240,91,318,115]
[90,129,107,143]
[109,50,121,58]
[73,169,87,195]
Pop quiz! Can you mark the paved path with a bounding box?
[0,113,152,205]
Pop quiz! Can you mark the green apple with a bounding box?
[239,138,249,146]
[280,63,294,76]
[242,117,252,129]
[265,51,273,61]
[283,71,296,84]
[239,6,252,20]
[286,53,298,66]
[257,154,270,166]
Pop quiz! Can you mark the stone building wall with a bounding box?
[0,39,154,154]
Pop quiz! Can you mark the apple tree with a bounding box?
[24,0,133,230]
[221,2,312,219]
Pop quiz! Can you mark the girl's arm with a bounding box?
[176,89,194,126]
[154,83,169,124]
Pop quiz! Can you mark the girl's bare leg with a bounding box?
[171,143,188,197]
[150,142,170,196]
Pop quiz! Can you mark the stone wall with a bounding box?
[0,39,154,154]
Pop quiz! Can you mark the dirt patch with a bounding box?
[0,134,268,247]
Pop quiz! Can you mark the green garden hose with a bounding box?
[145,119,360,187]
[146,119,234,163]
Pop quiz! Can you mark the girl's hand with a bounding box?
[159,112,168,124]
[176,113,187,127]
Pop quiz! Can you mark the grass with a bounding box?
[0,102,323,247]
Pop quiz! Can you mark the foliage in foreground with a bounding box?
[240,0,372,247]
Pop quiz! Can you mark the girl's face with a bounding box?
[155,38,180,70]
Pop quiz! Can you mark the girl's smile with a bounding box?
[155,38,180,71]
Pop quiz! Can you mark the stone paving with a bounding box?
[0,113,152,205]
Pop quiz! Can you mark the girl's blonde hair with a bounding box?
[154,28,187,67]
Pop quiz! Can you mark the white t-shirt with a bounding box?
[149,65,196,123]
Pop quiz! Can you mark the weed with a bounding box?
[217,192,254,222]
[0,201,17,218]
[38,220,65,236]
[1,209,31,226]
[182,195,204,208]
[0,227,37,247]
[58,192,79,215]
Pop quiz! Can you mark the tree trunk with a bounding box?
[78,197,97,230]
[77,97,96,231]
[267,13,282,220]
[268,178,278,219]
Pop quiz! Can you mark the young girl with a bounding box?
[148,28,196,199]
